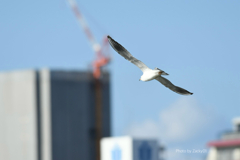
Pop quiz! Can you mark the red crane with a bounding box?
[68,0,110,79]
[67,1,110,160]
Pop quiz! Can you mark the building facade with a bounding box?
[0,69,111,160]
[101,136,161,160]
[206,118,240,160]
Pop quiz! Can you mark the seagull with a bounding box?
[107,35,193,95]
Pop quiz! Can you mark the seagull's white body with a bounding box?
[107,35,193,95]
[140,69,160,81]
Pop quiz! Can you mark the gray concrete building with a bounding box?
[0,69,111,160]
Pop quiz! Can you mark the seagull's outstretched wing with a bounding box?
[155,76,193,95]
[107,35,150,72]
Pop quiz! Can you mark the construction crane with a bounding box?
[68,0,110,79]
[67,1,110,160]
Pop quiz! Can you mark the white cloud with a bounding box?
[124,119,160,139]
[159,97,210,142]
[124,97,213,160]
[125,97,214,143]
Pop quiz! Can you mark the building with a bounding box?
[101,136,163,160]
[206,118,240,160]
[0,69,111,160]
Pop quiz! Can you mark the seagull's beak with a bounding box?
[139,79,141,81]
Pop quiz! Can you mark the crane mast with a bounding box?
[67,1,110,160]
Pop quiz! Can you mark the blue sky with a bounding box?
[1,0,240,159]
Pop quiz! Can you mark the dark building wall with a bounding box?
[101,74,111,138]
[49,71,111,160]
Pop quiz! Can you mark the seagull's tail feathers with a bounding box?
[154,68,169,75]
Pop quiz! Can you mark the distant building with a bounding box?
[0,69,111,160]
[101,136,164,160]
[206,118,240,160]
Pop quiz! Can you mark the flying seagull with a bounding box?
[107,35,193,95]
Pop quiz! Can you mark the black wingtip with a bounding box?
[107,35,114,42]
[190,92,193,95]
[183,92,193,96]
[106,35,127,53]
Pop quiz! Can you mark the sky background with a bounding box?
[1,0,240,160]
